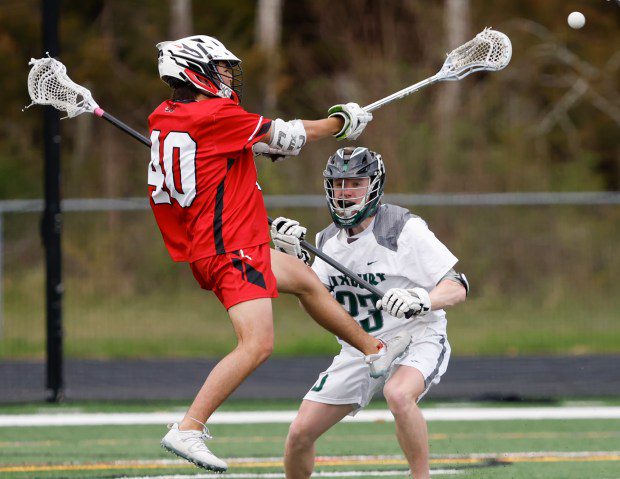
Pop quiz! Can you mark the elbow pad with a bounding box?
[440,268,470,296]
[267,118,307,156]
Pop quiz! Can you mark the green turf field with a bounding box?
[1,402,619,479]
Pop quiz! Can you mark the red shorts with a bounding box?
[190,243,278,310]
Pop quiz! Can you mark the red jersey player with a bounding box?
[149,35,411,471]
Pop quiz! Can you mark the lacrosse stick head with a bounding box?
[439,28,512,80]
[27,56,99,117]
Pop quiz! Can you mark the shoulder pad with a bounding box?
[372,204,419,252]
[316,223,339,251]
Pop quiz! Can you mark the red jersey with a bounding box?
[148,98,272,262]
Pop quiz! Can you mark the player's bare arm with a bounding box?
[429,278,467,310]
[260,118,342,144]
[254,103,372,161]
[300,117,343,142]
[264,102,372,142]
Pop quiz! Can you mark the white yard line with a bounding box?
[1,407,620,427]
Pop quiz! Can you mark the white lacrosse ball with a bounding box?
[568,11,586,29]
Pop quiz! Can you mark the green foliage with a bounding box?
[2,0,618,198]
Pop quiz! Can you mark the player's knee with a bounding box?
[286,419,315,450]
[242,333,273,365]
[254,338,274,364]
[384,382,419,416]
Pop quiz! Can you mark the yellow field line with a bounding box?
[497,455,620,463]
[431,431,620,440]
[0,464,171,473]
[2,453,620,473]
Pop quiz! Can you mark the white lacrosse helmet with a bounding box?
[156,35,243,102]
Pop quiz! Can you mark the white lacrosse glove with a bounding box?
[328,102,373,141]
[270,217,311,265]
[252,142,299,163]
[376,287,431,319]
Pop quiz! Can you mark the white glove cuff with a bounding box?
[328,111,351,138]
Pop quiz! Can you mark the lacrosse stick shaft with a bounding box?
[94,108,151,147]
[364,75,440,112]
[297,236,413,318]
[266,220,415,316]
[363,29,512,112]
[98,112,388,301]
[266,220,383,297]
[304,240,383,297]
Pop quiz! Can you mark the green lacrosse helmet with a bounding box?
[323,147,386,228]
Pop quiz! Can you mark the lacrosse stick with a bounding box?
[364,28,512,112]
[26,55,408,313]
[26,56,150,147]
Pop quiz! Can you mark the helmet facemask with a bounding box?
[205,60,243,101]
[325,176,382,225]
[323,147,386,228]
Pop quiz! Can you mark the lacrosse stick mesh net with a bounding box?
[27,57,98,117]
[441,28,512,78]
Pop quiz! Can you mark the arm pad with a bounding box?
[267,118,307,155]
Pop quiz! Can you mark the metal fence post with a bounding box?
[42,0,63,403]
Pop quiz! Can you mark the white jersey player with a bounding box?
[271,147,469,479]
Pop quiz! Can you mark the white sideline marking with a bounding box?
[1,407,620,427]
[117,471,461,478]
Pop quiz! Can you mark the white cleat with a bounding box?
[161,423,228,473]
[364,332,412,378]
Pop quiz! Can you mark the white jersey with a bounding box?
[312,204,458,351]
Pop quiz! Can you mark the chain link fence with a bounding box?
[1,193,619,360]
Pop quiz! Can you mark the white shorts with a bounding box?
[304,328,450,416]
